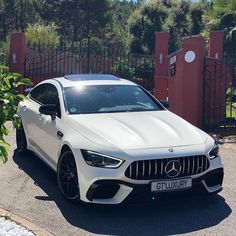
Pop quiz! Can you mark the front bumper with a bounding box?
[83,167,223,204]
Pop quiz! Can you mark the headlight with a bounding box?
[209,143,219,159]
[81,150,124,168]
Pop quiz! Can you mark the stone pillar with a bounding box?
[9,33,26,75]
[154,32,169,100]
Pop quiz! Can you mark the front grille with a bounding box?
[125,155,210,180]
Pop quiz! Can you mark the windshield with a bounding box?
[64,85,163,114]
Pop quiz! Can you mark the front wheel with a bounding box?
[16,125,28,154]
[57,151,80,202]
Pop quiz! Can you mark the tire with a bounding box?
[16,125,28,154]
[57,150,80,202]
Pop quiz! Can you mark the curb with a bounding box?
[0,208,55,236]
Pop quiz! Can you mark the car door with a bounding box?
[35,83,63,167]
[20,84,49,151]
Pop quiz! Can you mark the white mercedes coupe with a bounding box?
[16,74,224,204]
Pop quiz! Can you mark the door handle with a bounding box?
[57,131,64,139]
[37,113,42,120]
[22,105,27,111]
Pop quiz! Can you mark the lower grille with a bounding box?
[125,155,210,180]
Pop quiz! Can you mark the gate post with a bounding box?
[154,32,169,100]
[9,33,26,76]
[168,35,206,128]
[209,31,224,59]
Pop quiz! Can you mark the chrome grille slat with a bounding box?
[182,157,185,175]
[128,164,132,178]
[200,155,204,172]
[154,160,158,176]
[191,157,195,175]
[142,160,145,178]
[148,160,151,178]
[161,159,163,175]
[205,158,208,169]
[125,155,210,180]
[196,156,199,174]
[136,161,139,179]
[187,157,190,176]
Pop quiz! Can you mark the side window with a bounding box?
[44,84,61,118]
[30,84,48,104]
[30,83,61,118]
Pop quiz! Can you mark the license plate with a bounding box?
[151,178,192,192]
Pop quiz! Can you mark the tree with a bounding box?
[105,0,137,48]
[205,0,236,59]
[0,0,40,40]
[14,0,40,32]
[128,0,168,54]
[0,65,32,163]
[128,0,206,54]
[190,6,204,35]
[39,0,110,41]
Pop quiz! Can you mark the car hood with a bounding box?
[68,111,208,150]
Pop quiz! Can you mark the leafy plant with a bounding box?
[26,22,59,51]
[0,37,9,65]
[0,65,32,163]
[226,86,236,120]
[113,58,134,80]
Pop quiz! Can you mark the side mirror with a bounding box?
[39,104,57,120]
[160,100,169,108]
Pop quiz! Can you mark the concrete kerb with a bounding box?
[0,208,55,236]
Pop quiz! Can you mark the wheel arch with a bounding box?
[59,143,73,157]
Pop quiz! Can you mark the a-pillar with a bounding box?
[154,32,169,100]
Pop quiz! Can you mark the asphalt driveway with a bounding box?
[0,127,236,236]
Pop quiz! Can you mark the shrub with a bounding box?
[0,65,32,163]
[0,37,10,65]
[113,58,134,80]
[26,22,59,52]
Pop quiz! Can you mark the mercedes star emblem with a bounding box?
[169,147,174,152]
[165,160,182,178]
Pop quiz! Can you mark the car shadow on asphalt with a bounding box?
[13,150,232,236]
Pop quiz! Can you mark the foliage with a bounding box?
[0,0,235,59]
[0,42,6,65]
[0,0,40,40]
[134,59,154,79]
[226,86,236,120]
[0,0,211,55]
[128,0,168,54]
[0,65,32,163]
[226,87,236,104]
[39,0,110,41]
[113,58,134,80]
[105,0,137,49]
[0,36,10,64]
[204,0,236,57]
[26,23,59,51]
[128,0,206,54]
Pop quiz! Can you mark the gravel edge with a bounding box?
[0,208,55,236]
